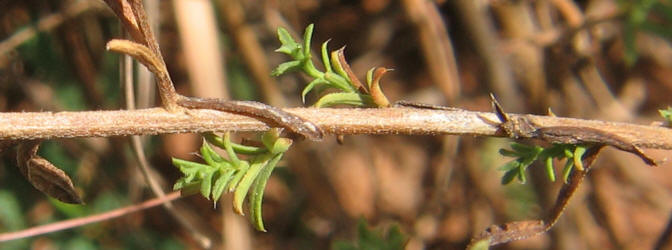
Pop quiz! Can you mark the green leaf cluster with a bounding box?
[332,219,407,250]
[499,143,589,185]
[172,130,292,231]
[272,24,387,108]
[621,0,672,64]
[659,106,672,123]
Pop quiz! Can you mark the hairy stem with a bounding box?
[0,107,670,150]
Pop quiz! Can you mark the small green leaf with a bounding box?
[262,130,292,154]
[321,40,332,73]
[223,133,241,166]
[201,140,223,166]
[562,159,574,183]
[498,160,520,172]
[313,92,373,108]
[231,143,266,155]
[366,67,375,88]
[517,163,527,184]
[302,24,314,59]
[176,181,201,196]
[573,146,586,171]
[545,156,556,182]
[249,153,283,232]
[275,27,301,56]
[659,107,672,123]
[200,169,216,199]
[227,161,250,192]
[233,156,270,215]
[261,129,280,150]
[330,48,350,80]
[563,148,574,158]
[302,78,329,103]
[212,169,235,202]
[270,138,292,154]
[324,71,357,92]
[510,142,534,153]
[501,169,519,185]
[498,148,519,157]
[172,158,211,171]
[205,133,267,155]
[271,60,302,76]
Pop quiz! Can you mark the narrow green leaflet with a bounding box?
[313,92,374,108]
[275,27,302,57]
[249,153,284,232]
[659,107,672,123]
[212,169,234,203]
[233,156,270,215]
[271,60,302,76]
[498,143,589,184]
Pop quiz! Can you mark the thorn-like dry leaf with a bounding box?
[369,67,391,107]
[17,141,83,204]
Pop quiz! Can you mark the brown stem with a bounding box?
[0,107,670,151]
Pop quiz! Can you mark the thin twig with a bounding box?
[0,191,182,242]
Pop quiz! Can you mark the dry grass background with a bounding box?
[2,0,672,249]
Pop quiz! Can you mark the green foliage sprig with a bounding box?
[499,143,589,184]
[659,106,672,123]
[171,130,292,231]
[272,24,391,108]
[331,219,407,250]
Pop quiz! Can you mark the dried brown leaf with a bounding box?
[106,39,164,78]
[17,141,83,204]
[334,47,368,94]
[469,220,546,247]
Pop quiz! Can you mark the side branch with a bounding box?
[0,107,671,150]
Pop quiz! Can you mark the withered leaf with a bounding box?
[469,220,546,247]
[17,141,83,204]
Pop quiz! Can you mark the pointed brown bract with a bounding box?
[17,141,83,204]
[369,67,391,107]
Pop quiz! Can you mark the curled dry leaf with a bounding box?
[17,141,83,204]
[332,47,368,94]
[106,39,164,78]
[369,67,391,107]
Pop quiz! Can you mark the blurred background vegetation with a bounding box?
[2,0,672,249]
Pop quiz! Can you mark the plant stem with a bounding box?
[0,107,670,150]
